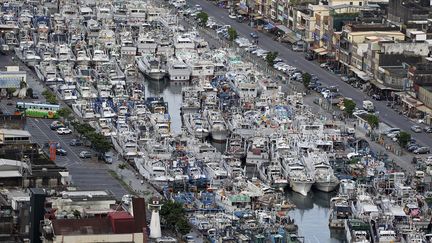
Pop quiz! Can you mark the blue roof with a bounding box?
[0,77,21,88]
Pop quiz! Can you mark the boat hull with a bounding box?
[211,130,228,142]
[315,181,339,192]
[290,180,313,196]
[146,71,166,80]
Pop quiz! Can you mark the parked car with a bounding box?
[50,121,64,130]
[383,128,401,135]
[250,32,258,38]
[99,152,114,164]
[56,148,67,156]
[414,147,430,154]
[424,126,432,133]
[411,125,422,133]
[387,131,400,139]
[79,151,92,158]
[57,127,72,135]
[408,145,419,152]
[69,139,83,146]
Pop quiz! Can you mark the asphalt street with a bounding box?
[187,0,432,147]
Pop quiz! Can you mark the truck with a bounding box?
[362,100,375,112]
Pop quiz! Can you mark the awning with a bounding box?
[369,79,402,91]
[313,47,326,53]
[276,24,289,33]
[0,171,22,178]
[318,51,328,55]
[281,31,301,43]
[349,66,371,81]
[416,105,432,114]
[254,16,263,20]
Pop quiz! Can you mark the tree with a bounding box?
[73,123,95,136]
[57,107,72,118]
[26,88,33,98]
[196,11,209,26]
[265,51,278,66]
[343,99,356,116]
[175,218,191,235]
[227,27,238,41]
[42,90,58,104]
[302,72,311,87]
[397,131,411,148]
[160,200,191,235]
[6,88,16,95]
[88,132,111,154]
[365,114,379,130]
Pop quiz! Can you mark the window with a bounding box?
[359,2,362,5]
[350,1,353,4]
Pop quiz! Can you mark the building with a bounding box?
[0,66,26,89]
[0,129,31,144]
[41,197,148,243]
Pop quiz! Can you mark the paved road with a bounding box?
[187,0,432,147]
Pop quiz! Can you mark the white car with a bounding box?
[57,127,72,135]
[228,14,236,19]
[387,131,400,138]
[353,110,368,116]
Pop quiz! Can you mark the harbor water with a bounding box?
[144,78,345,243]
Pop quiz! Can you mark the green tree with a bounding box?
[265,51,278,66]
[6,88,16,95]
[26,88,33,98]
[73,122,95,136]
[176,218,191,235]
[343,99,356,116]
[42,90,58,104]
[88,132,111,154]
[302,72,311,87]
[160,200,191,235]
[397,131,411,148]
[196,11,209,26]
[57,107,72,118]
[227,27,238,41]
[365,114,379,130]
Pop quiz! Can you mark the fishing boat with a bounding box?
[135,54,167,80]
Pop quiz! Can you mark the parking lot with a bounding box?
[0,100,128,199]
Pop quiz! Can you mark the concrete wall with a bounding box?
[381,42,429,56]
[419,86,432,108]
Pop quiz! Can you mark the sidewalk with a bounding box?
[106,153,160,202]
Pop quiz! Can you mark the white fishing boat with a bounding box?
[135,54,167,80]
[111,130,139,160]
[167,57,191,82]
[303,151,339,192]
[280,155,314,196]
[183,113,209,139]
[257,162,289,191]
[204,109,229,142]
[134,157,173,191]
